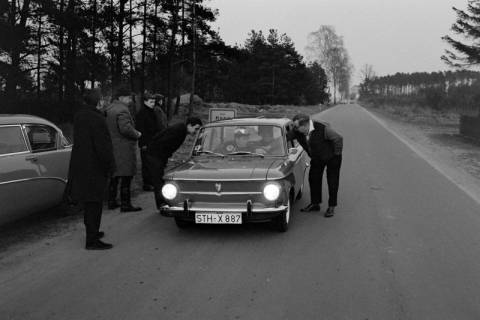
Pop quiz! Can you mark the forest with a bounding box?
[0,0,330,122]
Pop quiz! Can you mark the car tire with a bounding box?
[174,217,191,229]
[275,196,291,232]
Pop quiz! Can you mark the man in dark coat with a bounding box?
[146,117,203,209]
[289,114,343,217]
[136,94,167,191]
[67,89,115,250]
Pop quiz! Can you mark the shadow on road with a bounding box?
[0,204,82,255]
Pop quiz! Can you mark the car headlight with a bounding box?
[162,183,178,200]
[263,183,281,201]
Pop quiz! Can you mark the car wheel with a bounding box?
[275,196,291,232]
[174,217,191,229]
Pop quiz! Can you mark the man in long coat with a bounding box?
[105,87,142,212]
[67,89,115,250]
[289,114,343,217]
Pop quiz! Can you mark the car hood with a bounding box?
[167,157,285,181]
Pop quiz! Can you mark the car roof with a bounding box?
[0,114,58,127]
[205,117,291,128]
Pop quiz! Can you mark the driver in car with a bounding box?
[217,127,252,154]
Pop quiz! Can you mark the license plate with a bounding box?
[195,212,242,224]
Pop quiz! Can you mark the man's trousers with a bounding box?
[309,155,342,207]
[140,149,153,187]
[146,154,168,209]
[83,201,102,243]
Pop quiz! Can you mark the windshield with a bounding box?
[193,125,286,156]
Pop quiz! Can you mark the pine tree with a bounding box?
[442,1,480,67]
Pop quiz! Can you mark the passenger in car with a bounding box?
[255,126,283,155]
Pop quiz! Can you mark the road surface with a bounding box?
[2,104,480,320]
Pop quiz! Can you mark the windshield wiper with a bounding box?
[196,150,225,157]
[227,151,265,158]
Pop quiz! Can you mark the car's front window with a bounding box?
[193,125,285,156]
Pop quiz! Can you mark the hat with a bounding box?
[234,127,250,137]
[113,85,131,99]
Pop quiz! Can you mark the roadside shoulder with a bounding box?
[361,106,480,206]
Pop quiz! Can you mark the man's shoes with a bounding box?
[85,240,113,250]
[107,201,120,210]
[143,184,155,192]
[301,203,320,212]
[97,231,105,239]
[324,207,335,218]
[120,204,142,212]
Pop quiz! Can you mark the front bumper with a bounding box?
[159,201,287,223]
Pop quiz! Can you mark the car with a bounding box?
[159,117,309,232]
[0,115,72,224]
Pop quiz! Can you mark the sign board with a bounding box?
[208,108,237,122]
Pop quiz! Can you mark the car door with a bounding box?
[0,125,44,223]
[285,124,308,196]
[23,124,72,210]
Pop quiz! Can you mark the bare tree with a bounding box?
[360,64,375,82]
[306,25,352,104]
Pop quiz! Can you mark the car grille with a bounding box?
[178,180,263,194]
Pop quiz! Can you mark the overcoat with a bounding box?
[67,106,115,203]
[136,106,167,148]
[146,122,188,162]
[105,100,139,176]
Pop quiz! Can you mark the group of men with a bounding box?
[67,87,342,250]
[67,87,202,250]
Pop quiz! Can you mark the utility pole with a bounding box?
[189,0,196,116]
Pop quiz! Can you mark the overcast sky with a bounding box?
[209,0,467,84]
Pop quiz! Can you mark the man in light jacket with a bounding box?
[105,87,142,212]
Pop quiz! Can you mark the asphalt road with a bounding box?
[2,104,480,320]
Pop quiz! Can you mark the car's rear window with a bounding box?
[0,126,28,155]
[24,125,58,152]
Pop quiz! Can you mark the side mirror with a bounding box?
[288,148,298,155]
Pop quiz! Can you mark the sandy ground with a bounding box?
[362,104,480,205]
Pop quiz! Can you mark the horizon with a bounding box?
[209,0,470,85]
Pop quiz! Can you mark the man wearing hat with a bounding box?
[105,86,143,212]
[216,127,252,154]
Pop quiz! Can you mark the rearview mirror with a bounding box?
[288,148,298,155]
